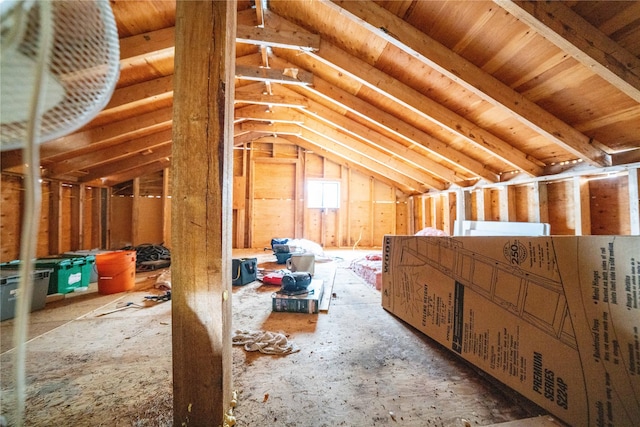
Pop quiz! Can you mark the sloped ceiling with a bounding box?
[2,0,639,195]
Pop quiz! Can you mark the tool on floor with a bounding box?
[144,290,171,302]
[96,301,142,317]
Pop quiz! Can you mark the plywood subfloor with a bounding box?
[0,249,554,426]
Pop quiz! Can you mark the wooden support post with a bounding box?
[162,168,171,248]
[90,187,102,249]
[172,1,236,426]
[104,188,111,249]
[455,188,471,236]
[337,164,345,247]
[424,196,433,228]
[441,192,452,235]
[345,167,351,247]
[408,196,415,235]
[369,177,375,246]
[70,184,83,250]
[498,186,516,221]
[132,177,140,246]
[629,167,640,235]
[248,143,255,247]
[48,181,62,255]
[295,156,304,239]
[433,194,443,230]
[476,188,491,221]
[532,181,550,224]
[573,176,591,235]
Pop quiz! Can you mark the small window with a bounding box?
[307,180,340,209]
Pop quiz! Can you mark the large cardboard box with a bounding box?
[382,235,639,427]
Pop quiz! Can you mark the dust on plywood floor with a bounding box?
[0,250,546,426]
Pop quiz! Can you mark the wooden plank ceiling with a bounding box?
[2,0,639,194]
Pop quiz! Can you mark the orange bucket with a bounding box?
[95,251,136,294]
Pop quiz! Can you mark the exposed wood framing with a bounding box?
[495,0,640,103]
[48,181,62,255]
[171,1,235,425]
[332,0,612,167]
[629,167,640,235]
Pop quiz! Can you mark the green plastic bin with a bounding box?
[1,258,84,294]
[62,253,98,284]
[37,257,86,294]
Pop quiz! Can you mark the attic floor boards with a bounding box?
[0,249,556,426]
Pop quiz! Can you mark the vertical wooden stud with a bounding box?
[533,181,550,224]
[476,188,491,221]
[408,196,415,235]
[369,177,375,246]
[629,167,639,235]
[248,143,255,247]
[48,181,62,255]
[454,188,471,236]
[433,194,442,230]
[171,1,236,425]
[90,187,101,249]
[70,184,83,250]
[498,186,516,221]
[162,168,171,248]
[573,176,591,235]
[132,177,140,246]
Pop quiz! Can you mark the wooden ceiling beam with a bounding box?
[235,64,313,85]
[308,42,544,176]
[239,122,302,136]
[299,96,462,185]
[495,0,640,103]
[301,117,446,190]
[279,135,417,195]
[39,107,174,163]
[234,131,269,146]
[271,83,478,185]
[267,55,500,183]
[119,27,175,59]
[234,105,306,123]
[236,24,320,51]
[87,158,171,187]
[264,11,544,177]
[330,0,611,168]
[104,75,174,110]
[78,144,172,183]
[44,129,173,179]
[235,82,309,108]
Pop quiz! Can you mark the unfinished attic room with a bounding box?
[1,0,640,426]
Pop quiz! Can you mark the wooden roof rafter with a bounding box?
[330,0,612,167]
[263,10,546,177]
[494,0,640,103]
